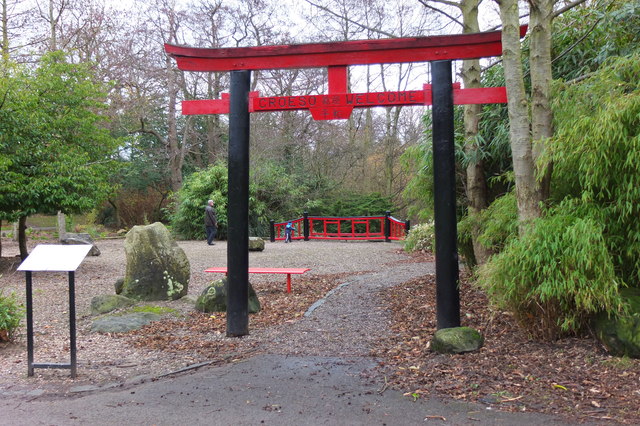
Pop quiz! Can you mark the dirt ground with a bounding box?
[1,235,639,424]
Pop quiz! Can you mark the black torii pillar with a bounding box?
[227,70,251,337]
[432,60,460,329]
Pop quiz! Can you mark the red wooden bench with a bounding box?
[204,267,311,293]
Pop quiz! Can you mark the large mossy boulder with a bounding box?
[195,278,261,313]
[431,327,484,354]
[119,222,190,301]
[593,288,640,358]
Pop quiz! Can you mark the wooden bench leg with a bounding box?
[287,274,292,293]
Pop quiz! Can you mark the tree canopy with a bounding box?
[0,51,119,256]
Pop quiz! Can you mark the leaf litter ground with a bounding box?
[372,263,640,424]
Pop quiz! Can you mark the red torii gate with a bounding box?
[165,26,525,336]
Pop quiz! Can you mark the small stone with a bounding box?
[248,237,265,251]
[61,233,100,256]
[431,326,484,354]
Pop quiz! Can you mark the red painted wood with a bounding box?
[328,66,348,93]
[183,99,228,115]
[454,86,507,104]
[205,267,310,274]
[205,267,311,293]
[165,26,527,72]
[184,84,506,118]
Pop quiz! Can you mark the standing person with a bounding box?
[284,222,293,243]
[205,199,217,245]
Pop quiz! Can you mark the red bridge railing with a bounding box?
[270,211,409,242]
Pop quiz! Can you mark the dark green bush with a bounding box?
[168,163,269,240]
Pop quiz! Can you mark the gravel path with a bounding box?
[0,237,434,396]
[264,262,434,357]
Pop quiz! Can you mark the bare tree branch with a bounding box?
[133,118,167,145]
[551,16,602,66]
[416,0,464,28]
[553,0,590,19]
[304,0,397,38]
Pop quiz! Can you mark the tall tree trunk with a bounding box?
[48,0,57,51]
[166,58,182,191]
[460,0,491,264]
[529,0,554,200]
[1,0,8,61]
[108,199,121,229]
[18,215,27,260]
[499,0,543,232]
[205,72,224,165]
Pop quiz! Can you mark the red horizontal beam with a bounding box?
[181,85,507,120]
[165,26,527,72]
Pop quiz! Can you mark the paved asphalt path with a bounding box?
[1,353,578,426]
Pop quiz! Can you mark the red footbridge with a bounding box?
[270,211,409,242]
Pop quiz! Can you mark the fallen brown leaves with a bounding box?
[372,272,640,424]
[119,274,349,358]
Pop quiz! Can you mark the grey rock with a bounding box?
[61,232,100,256]
[431,326,484,354]
[195,278,261,313]
[91,312,162,333]
[593,287,640,358]
[90,294,135,315]
[120,222,190,301]
[248,237,265,251]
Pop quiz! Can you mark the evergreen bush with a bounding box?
[404,222,435,253]
[168,163,229,240]
[168,163,269,239]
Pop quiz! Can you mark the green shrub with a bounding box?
[476,192,518,253]
[0,289,23,342]
[456,215,477,268]
[404,222,435,253]
[478,209,623,340]
[548,54,640,283]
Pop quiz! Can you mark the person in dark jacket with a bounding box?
[205,199,217,245]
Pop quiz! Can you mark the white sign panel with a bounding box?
[17,244,92,272]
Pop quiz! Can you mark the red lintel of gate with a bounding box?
[181,84,507,120]
[165,26,527,72]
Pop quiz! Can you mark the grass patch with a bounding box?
[127,305,179,316]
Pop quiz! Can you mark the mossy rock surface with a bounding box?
[593,287,640,358]
[431,326,484,354]
[90,294,135,315]
[195,278,261,313]
[90,312,162,333]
